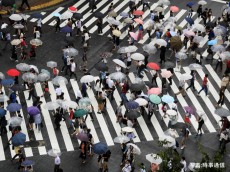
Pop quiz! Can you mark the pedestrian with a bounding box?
[53,67,59,78]
[41,80,50,97]
[101,88,107,107]
[146,21,153,38]
[175,86,186,97]
[120,80,129,103]
[34,113,42,132]
[122,159,132,172]
[11,149,25,163]
[89,0,96,13]
[216,88,225,107]
[219,117,230,134]
[141,0,150,11]
[220,74,229,91]
[202,8,208,25]
[115,102,123,122]
[180,157,187,172]
[79,141,87,163]
[69,59,78,80]
[184,111,192,127]
[84,105,94,121]
[196,115,204,137]
[29,45,36,58]
[161,103,167,119]
[219,130,229,153]
[2,32,11,51]
[148,101,154,120]
[197,74,209,96]
[20,0,30,10]
[188,7,193,18]
[215,53,223,71]
[102,150,111,172]
[106,78,115,100]
[76,20,82,36]
[0,116,7,136]
[55,17,61,33]
[159,46,166,64]
[137,24,144,40]
[197,5,203,18]
[27,83,39,101]
[54,109,62,130]
[180,127,189,149]
[34,26,40,39]
[37,18,42,36]
[207,8,212,22]
[96,92,104,114]
[96,18,103,34]
[54,155,61,172]
[186,70,196,91]
[81,82,87,97]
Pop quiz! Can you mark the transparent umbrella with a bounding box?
[131,53,145,61]
[159,135,176,147]
[113,135,130,144]
[9,116,23,127]
[22,73,38,83]
[80,75,94,83]
[30,39,43,46]
[47,61,57,68]
[64,48,78,56]
[211,44,226,52]
[113,59,127,68]
[0,94,9,102]
[43,102,60,110]
[143,44,157,54]
[52,76,68,86]
[37,73,50,82]
[117,45,138,53]
[127,143,141,155]
[48,149,61,157]
[109,72,126,82]
[146,154,162,164]
[16,63,30,72]
[79,97,91,107]
[0,72,5,79]
[41,69,50,76]
[29,65,39,73]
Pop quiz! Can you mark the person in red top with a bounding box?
[68,108,74,128]
[197,74,209,96]
[225,60,230,74]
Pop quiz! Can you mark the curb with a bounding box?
[0,0,65,15]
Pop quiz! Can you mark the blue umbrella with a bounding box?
[52,12,61,17]
[208,39,217,46]
[120,12,129,17]
[32,13,43,19]
[187,2,195,7]
[93,143,108,154]
[60,26,72,33]
[7,103,22,112]
[126,101,139,110]
[0,108,6,117]
[27,106,40,116]
[1,78,14,86]
[21,160,35,166]
[161,95,174,104]
[185,17,194,25]
[12,132,26,146]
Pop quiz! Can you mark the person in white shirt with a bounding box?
[37,18,42,36]
[69,59,77,80]
[122,160,132,172]
[106,78,115,100]
[54,156,61,172]
[126,52,132,69]
[180,157,187,172]
[76,20,82,36]
[101,88,107,107]
[75,89,82,103]
[55,86,62,99]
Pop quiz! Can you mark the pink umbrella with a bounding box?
[184,30,195,37]
[170,6,179,13]
[161,70,172,78]
[184,106,194,114]
[148,87,161,95]
[129,32,138,41]
[134,18,144,25]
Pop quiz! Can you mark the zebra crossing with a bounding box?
[0,64,229,161]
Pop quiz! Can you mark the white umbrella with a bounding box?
[154,6,164,12]
[9,116,23,127]
[52,76,68,86]
[106,17,116,23]
[193,24,205,32]
[9,14,22,21]
[158,0,170,6]
[189,63,202,70]
[64,48,78,56]
[121,126,134,133]
[131,53,145,61]
[30,39,43,46]
[61,11,73,20]
[180,73,192,80]
[118,45,138,53]
[126,143,141,155]
[47,149,61,157]
[166,109,177,116]
[164,128,179,138]
[13,24,24,29]
[154,39,167,47]
[161,70,172,78]
[113,135,130,144]
[29,65,39,73]
[196,110,206,121]
[113,59,127,68]
[193,36,203,44]
[79,97,91,107]
[0,95,9,102]
[11,39,21,46]
[0,72,5,79]
[146,154,163,164]
[175,52,188,60]
[47,61,57,68]
[135,98,148,106]
[109,19,121,26]
[22,72,38,83]
[16,63,30,72]
[159,135,176,147]
[109,72,126,82]
[143,44,157,54]
[37,73,50,82]
[211,44,226,52]
[198,0,207,5]
[80,75,94,83]
[220,51,230,60]
[61,100,78,109]
[43,102,60,110]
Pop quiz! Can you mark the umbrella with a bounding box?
[79,97,91,107]
[47,61,57,68]
[206,22,215,28]
[118,46,138,53]
[155,39,167,47]
[10,84,26,92]
[16,63,30,72]
[61,11,73,20]
[0,108,7,117]
[180,73,192,80]
[21,160,35,167]
[61,26,73,33]
[207,40,217,46]
[169,31,177,37]
[170,36,182,51]
[143,44,157,54]
[65,48,78,56]
[53,12,61,17]
[108,11,118,17]
[157,0,170,5]
[31,13,43,19]
[215,108,230,117]
[193,36,203,44]
[100,52,113,58]
[149,95,161,104]
[7,69,20,77]
[189,63,202,70]
[27,106,40,116]
[52,76,68,86]
[74,109,88,117]
[126,101,139,110]
[38,73,50,82]
[113,59,127,68]
[131,53,145,61]
[161,70,172,78]
[166,109,177,116]
[48,149,61,157]
[129,32,138,40]
[196,110,206,121]
[126,143,141,155]
[198,0,207,5]
[60,100,78,109]
[2,0,15,6]
[76,133,89,142]
[187,2,195,7]
[146,154,162,165]
[134,18,143,25]
[72,13,83,20]
[109,72,126,82]
[114,135,130,144]
[170,6,179,13]
[159,135,176,147]
[220,51,230,60]
[135,98,148,106]
[1,78,14,86]
[130,83,145,91]
[133,10,144,16]
[126,110,141,120]
[44,102,60,110]
[213,25,227,36]
[107,18,121,26]
[193,24,205,32]
[7,103,22,112]
[112,30,121,37]
[0,95,9,102]
[0,72,5,79]
[41,69,50,76]
[184,30,195,37]
[154,6,164,12]
[184,106,194,114]
[80,75,94,83]
[94,12,103,18]
[124,18,133,24]
[9,116,23,127]
[185,17,194,25]
[65,36,75,43]
[93,143,108,154]
[211,44,226,52]
[121,127,134,133]
[9,14,22,21]
[148,88,161,95]
[120,12,129,17]
[11,39,21,46]
[147,62,160,70]
[68,6,77,13]
[12,132,26,146]
[30,39,43,46]
[164,128,179,138]
[162,95,174,104]
[175,52,187,60]
[22,73,38,83]
[95,63,108,72]
[164,62,175,69]
[29,65,39,73]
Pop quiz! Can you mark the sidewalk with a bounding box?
[0,0,68,15]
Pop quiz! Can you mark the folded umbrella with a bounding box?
[16,63,30,72]
[52,76,68,86]
[27,106,40,116]
[7,69,20,77]
[76,133,89,142]
[7,103,22,112]
[215,108,230,117]
[61,26,73,33]
[126,101,139,110]
[148,88,161,95]
[48,149,61,157]
[47,61,57,68]
[135,98,148,106]
[161,95,174,104]
[74,109,88,118]
[12,132,26,146]
[146,154,162,164]
[159,135,176,147]
[114,135,130,144]
[113,59,127,68]
[80,75,94,83]
[22,73,37,83]
[0,108,7,117]
[126,110,141,120]
[93,143,108,154]
[131,53,145,61]
[43,102,60,110]
[126,143,141,155]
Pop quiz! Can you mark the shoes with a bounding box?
[97,112,101,114]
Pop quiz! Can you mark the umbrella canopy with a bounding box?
[53,12,61,17]
[126,101,139,110]
[161,70,172,78]
[0,94,9,102]
[207,40,217,46]
[164,128,179,138]
[80,75,94,83]
[79,97,91,107]
[193,24,205,32]
[158,0,170,5]
[131,53,145,61]
[180,73,192,80]
[147,62,160,70]
[27,106,40,116]
[133,10,144,16]
[213,25,227,36]
[149,95,161,104]
[135,98,148,106]
[108,11,118,17]
[2,0,15,6]
[126,110,141,120]
[187,2,195,7]
[47,61,57,68]
[61,11,73,20]
[189,63,202,70]
[215,108,230,117]
[193,36,203,44]
[120,12,129,17]
[94,12,103,18]
[211,44,226,52]
[134,18,143,25]
[118,45,138,54]
[9,116,23,127]
[121,126,134,133]
[11,84,26,92]
[7,69,20,77]
[113,59,127,68]
[109,72,126,82]
[9,14,22,21]
[12,132,26,146]
[52,76,68,86]
[73,13,83,20]
[185,17,194,25]
[114,135,130,144]
[61,26,73,33]
[162,95,174,104]
[126,143,141,155]
[143,44,157,54]
[21,160,35,167]
[68,6,77,13]
[170,36,182,51]
[7,103,22,112]
[38,73,50,82]
[129,32,138,40]
[29,65,39,73]
[0,72,5,79]
[11,39,21,46]
[184,106,194,114]
[1,78,14,86]
[220,51,230,60]
[124,18,133,24]
[74,109,88,117]
[175,51,188,60]
[93,143,108,154]
[130,83,145,91]
[146,154,162,164]
[22,73,37,83]
[170,6,179,12]
[154,39,167,47]
[112,30,121,37]
[166,109,177,116]
[0,108,7,117]
[65,36,75,43]
[60,100,78,109]
[41,69,50,76]
[48,149,61,157]
[159,135,176,147]
[64,48,78,56]
[44,102,60,110]
[154,6,164,12]
[30,39,43,46]
[107,18,121,26]
[31,13,43,19]
[95,63,108,72]
[76,133,89,142]
[198,0,207,5]
[148,88,161,95]
[16,63,30,72]
[184,30,195,37]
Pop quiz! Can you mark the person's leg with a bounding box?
[204,85,208,96]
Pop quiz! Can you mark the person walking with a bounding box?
[54,155,61,172]
[55,17,61,33]
[96,92,104,114]
[89,0,96,13]
[220,74,229,91]
[69,59,78,80]
[219,130,229,153]
[197,5,203,18]
[197,74,209,96]
[27,83,39,101]
[186,70,196,91]
[0,116,7,136]
[137,24,144,40]
[96,18,103,34]
[84,105,94,121]
[216,88,225,107]
[180,127,189,149]
[159,46,166,64]
[54,109,62,130]
[79,141,87,163]
[20,0,30,10]
[2,32,11,51]
[196,115,204,137]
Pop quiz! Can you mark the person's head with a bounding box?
[181,156,185,161]
[33,102,37,106]
[70,59,74,63]
[205,74,208,78]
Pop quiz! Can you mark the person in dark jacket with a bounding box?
[89,0,96,13]
[0,116,7,136]
[159,46,166,63]
[55,17,61,33]
[96,18,103,34]
[197,5,203,18]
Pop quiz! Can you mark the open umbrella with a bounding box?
[65,48,78,56]
[175,52,187,60]
[21,160,35,167]
[170,36,182,51]
[1,78,14,86]
[47,61,57,68]
[124,18,133,24]
[149,95,161,104]
[95,63,108,72]
[53,12,61,17]
[215,108,230,117]
[100,52,113,59]
[94,12,103,18]
[27,106,40,116]
[31,13,43,19]
[154,39,167,47]
[164,62,175,69]
[184,30,195,37]
[108,11,118,17]
[187,2,195,7]
[154,6,164,12]
[38,73,50,82]
[12,132,26,146]
[121,126,134,133]
[135,98,148,106]
[126,110,141,120]
[206,22,215,28]
[22,73,37,83]
[146,154,162,164]
[93,143,108,154]
[143,44,157,54]
[185,17,194,25]
[114,135,130,144]
[118,46,138,54]
[44,102,60,110]
[126,101,139,110]
[161,70,172,78]
[73,13,83,20]
[180,73,192,80]
[148,88,161,95]
[11,39,21,46]
[0,72,5,79]
[79,97,91,107]
[60,100,78,109]
[126,143,141,155]
[189,63,203,70]
[0,95,9,102]
[211,44,226,52]
[9,14,22,21]
[48,149,61,157]
[109,72,126,82]
[61,26,73,33]
[198,0,207,5]
[133,10,144,16]
[207,40,217,46]
[0,108,6,117]
[120,12,129,17]
[74,109,88,118]
[52,76,68,86]
[41,69,50,76]
[7,69,20,77]
[65,36,75,43]
[68,6,77,13]
[193,24,205,32]
[184,106,194,114]
[108,19,121,26]
[130,83,145,91]
[61,11,73,20]
[162,95,174,104]
[80,75,94,83]
[30,39,43,46]
[16,63,30,72]
[213,25,227,36]
[76,133,89,142]
[164,128,179,138]
[9,116,23,127]
[113,59,127,68]
[193,36,203,44]
[29,65,39,74]
[7,103,22,112]
[159,135,176,147]
[147,62,160,70]
[129,32,138,40]
[134,18,143,25]
[131,53,145,61]
[170,6,179,13]
[112,30,121,37]
[166,109,177,116]
[158,0,170,5]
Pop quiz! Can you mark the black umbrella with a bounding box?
[164,62,175,68]
[126,110,140,120]
[206,22,215,28]
[95,63,108,72]
[2,0,15,7]
[218,21,228,28]
[130,83,145,91]
[73,13,83,20]
[65,36,75,43]
[1,28,11,34]
[94,12,104,18]
[10,85,26,92]
[31,13,43,19]
[185,17,194,25]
